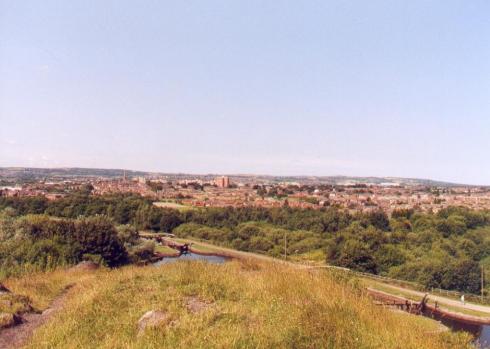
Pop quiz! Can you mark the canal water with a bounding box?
[423,310,490,348]
[154,253,228,265]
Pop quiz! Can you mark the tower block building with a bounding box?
[215,176,230,188]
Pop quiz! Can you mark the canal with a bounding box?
[423,310,490,348]
[154,252,229,265]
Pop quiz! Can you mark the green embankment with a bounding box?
[2,259,471,349]
[173,237,490,318]
[154,244,179,254]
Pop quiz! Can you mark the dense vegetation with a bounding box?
[1,194,490,294]
[0,207,155,278]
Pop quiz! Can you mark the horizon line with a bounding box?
[0,165,484,187]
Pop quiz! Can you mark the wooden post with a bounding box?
[284,232,287,260]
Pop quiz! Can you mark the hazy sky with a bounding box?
[1,1,489,184]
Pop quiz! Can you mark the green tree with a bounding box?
[74,216,127,267]
[159,210,182,232]
[337,240,378,274]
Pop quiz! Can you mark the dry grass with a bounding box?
[3,268,96,311]
[4,260,472,348]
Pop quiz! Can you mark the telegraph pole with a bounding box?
[482,266,485,302]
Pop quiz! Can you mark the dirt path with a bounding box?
[0,284,73,349]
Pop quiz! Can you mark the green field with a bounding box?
[154,244,179,254]
[153,201,196,211]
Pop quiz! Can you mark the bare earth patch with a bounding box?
[185,296,213,314]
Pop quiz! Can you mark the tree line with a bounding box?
[1,194,490,293]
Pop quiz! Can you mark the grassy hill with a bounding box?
[1,259,471,349]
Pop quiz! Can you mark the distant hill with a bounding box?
[0,167,471,187]
[249,175,466,187]
[0,167,148,181]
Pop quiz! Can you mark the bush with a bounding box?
[73,217,128,267]
[0,215,129,277]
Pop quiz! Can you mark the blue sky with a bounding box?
[1,1,489,184]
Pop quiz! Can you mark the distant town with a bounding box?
[1,167,490,214]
